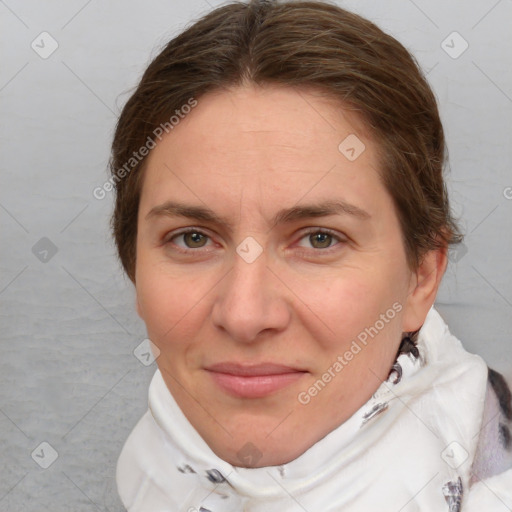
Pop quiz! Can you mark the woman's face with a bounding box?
[135,84,436,467]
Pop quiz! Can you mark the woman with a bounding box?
[111,1,512,510]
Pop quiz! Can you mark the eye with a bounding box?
[164,227,345,255]
[296,229,344,251]
[166,228,213,251]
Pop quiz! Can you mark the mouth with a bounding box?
[205,362,308,399]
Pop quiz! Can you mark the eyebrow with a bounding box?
[145,199,371,230]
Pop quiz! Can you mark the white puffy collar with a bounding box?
[117,307,511,511]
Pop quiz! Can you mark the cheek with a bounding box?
[302,274,407,401]
[296,267,405,350]
[136,263,204,345]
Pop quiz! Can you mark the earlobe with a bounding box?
[402,246,448,332]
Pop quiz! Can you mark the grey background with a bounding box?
[1,0,511,510]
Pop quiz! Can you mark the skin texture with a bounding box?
[135,84,447,467]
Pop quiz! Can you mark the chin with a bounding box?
[205,412,317,468]
[215,437,308,468]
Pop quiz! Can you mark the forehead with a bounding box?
[156,84,369,156]
[139,84,390,219]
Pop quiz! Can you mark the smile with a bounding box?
[205,363,308,398]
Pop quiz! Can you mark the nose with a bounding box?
[211,248,291,344]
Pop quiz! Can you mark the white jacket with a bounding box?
[117,307,512,511]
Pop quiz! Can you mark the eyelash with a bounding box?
[164,227,346,255]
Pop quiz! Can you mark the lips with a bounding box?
[205,362,307,398]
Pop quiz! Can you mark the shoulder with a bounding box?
[470,367,512,483]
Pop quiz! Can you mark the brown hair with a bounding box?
[110,0,463,282]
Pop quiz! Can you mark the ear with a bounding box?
[402,245,448,332]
